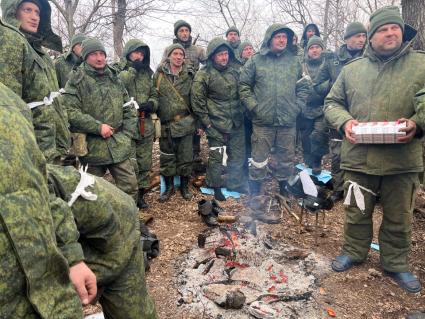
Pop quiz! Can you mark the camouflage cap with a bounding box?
[165,43,185,57]
[368,6,405,39]
[174,20,191,36]
[81,38,106,60]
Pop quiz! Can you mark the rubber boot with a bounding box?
[137,188,149,209]
[214,187,226,201]
[159,176,175,203]
[249,180,262,197]
[180,176,193,201]
[312,156,322,175]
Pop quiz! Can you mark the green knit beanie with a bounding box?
[368,6,405,39]
[226,26,240,37]
[70,33,86,49]
[344,22,367,39]
[307,35,324,50]
[174,20,191,36]
[81,38,106,60]
[166,43,185,57]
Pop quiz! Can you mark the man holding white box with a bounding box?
[325,6,425,293]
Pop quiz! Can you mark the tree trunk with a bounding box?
[112,0,126,60]
[322,0,331,46]
[402,0,424,50]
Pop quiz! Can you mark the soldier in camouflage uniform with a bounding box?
[314,21,367,202]
[192,38,246,201]
[299,23,321,50]
[47,164,158,319]
[0,82,96,318]
[1,0,71,163]
[163,20,207,167]
[239,24,309,196]
[154,44,195,202]
[298,36,329,174]
[55,33,86,88]
[119,39,158,209]
[239,40,255,65]
[63,38,138,201]
[325,6,425,293]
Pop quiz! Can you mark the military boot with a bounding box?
[159,176,175,203]
[249,180,262,197]
[214,187,226,201]
[137,188,149,209]
[198,199,219,227]
[180,176,193,201]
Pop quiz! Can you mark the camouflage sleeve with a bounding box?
[239,57,258,112]
[313,60,332,98]
[191,71,212,128]
[54,59,65,89]
[63,77,103,135]
[31,105,60,162]
[324,68,354,132]
[121,86,138,138]
[295,61,309,112]
[149,77,159,113]
[49,193,85,266]
[0,26,26,97]
[412,87,425,131]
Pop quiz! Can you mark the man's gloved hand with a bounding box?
[69,261,97,305]
[139,101,154,114]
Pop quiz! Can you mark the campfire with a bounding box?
[176,221,331,318]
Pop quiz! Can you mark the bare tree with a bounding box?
[402,0,424,50]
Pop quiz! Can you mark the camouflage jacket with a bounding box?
[64,63,136,165]
[153,62,195,138]
[239,24,309,127]
[47,164,140,285]
[55,51,83,88]
[313,44,365,98]
[0,83,83,318]
[119,63,158,139]
[191,39,243,134]
[2,0,71,162]
[301,55,329,119]
[324,26,425,175]
[162,38,206,71]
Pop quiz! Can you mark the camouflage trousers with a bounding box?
[206,125,246,189]
[96,245,157,319]
[298,115,329,167]
[250,125,295,182]
[342,171,419,272]
[87,159,138,202]
[329,129,344,192]
[135,134,154,189]
[160,131,193,177]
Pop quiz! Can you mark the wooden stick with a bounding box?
[217,215,238,223]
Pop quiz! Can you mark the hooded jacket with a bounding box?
[325,25,425,175]
[300,23,320,49]
[2,0,70,162]
[239,24,309,127]
[0,83,83,319]
[119,39,158,140]
[64,62,136,165]
[55,51,83,88]
[191,38,243,134]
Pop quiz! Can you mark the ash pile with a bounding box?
[176,218,331,319]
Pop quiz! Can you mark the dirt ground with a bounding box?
[143,141,425,319]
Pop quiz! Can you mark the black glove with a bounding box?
[139,101,154,114]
